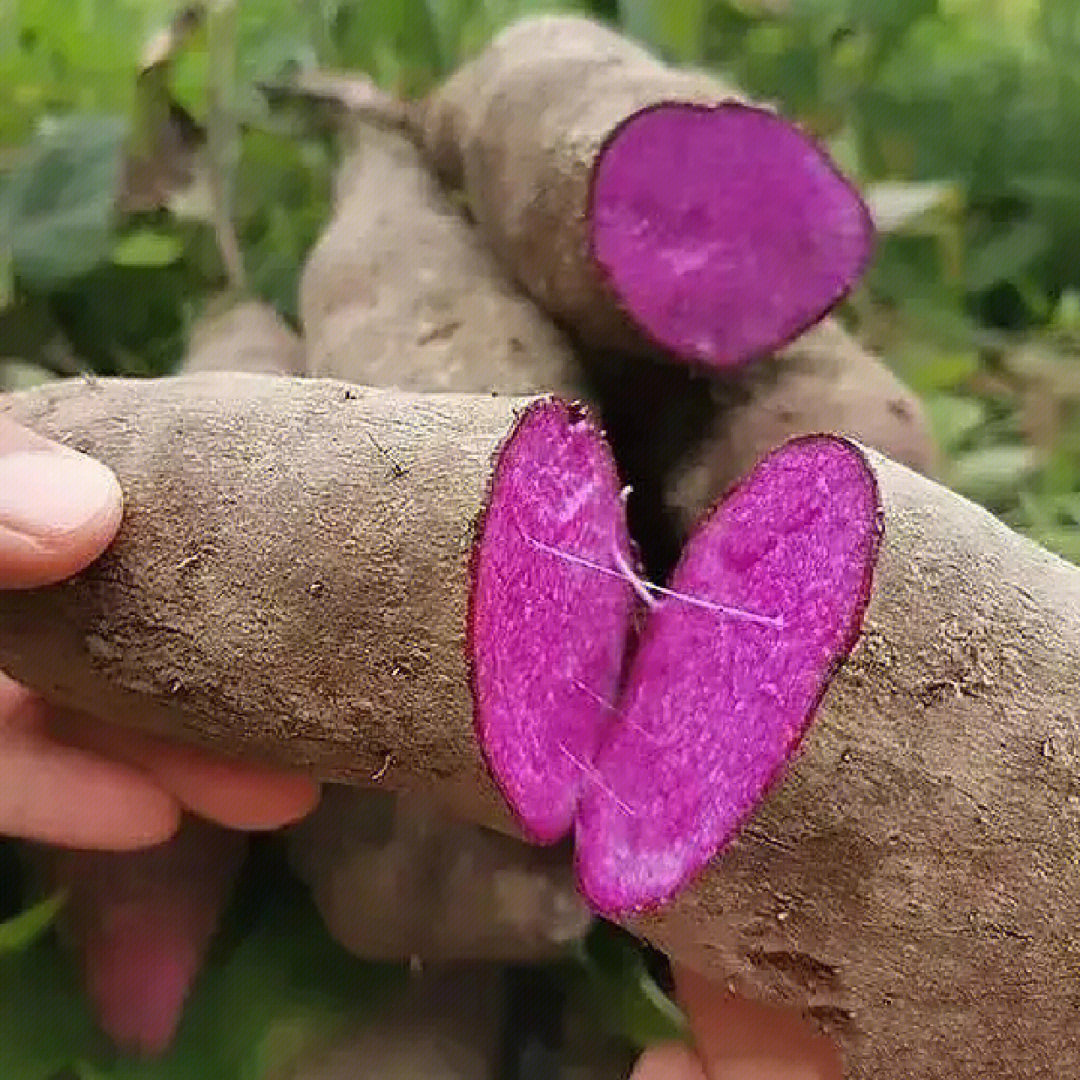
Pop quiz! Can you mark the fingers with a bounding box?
[0,412,315,842]
[0,674,180,848]
[37,817,247,1055]
[48,708,320,831]
[673,964,843,1080]
[0,416,123,589]
[631,1042,709,1080]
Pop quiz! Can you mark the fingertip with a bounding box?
[672,963,843,1080]
[0,441,123,589]
[164,759,321,831]
[0,735,181,850]
[45,713,321,831]
[631,1042,707,1080]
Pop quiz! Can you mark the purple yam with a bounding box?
[470,399,637,843]
[574,436,881,915]
[589,104,875,370]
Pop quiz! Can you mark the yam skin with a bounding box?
[2,378,1078,1077]
[288,785,591,963]
[299,121,582,395]
[418,15,870,368]
[181,298,304,376]
[667,319,940,536]
[582,320,936,575]
[419,16,726,357]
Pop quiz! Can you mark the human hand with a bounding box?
[632,963,842,1080]
[0,415,319,847]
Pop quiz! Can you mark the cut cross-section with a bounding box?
[575,436,881,914]
[589,104,875,369]
[470,399,637,842]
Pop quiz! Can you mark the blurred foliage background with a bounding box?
[2,1,1079,1075]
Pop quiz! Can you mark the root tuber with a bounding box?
[300,122,582,396]
[571,437,881,914]
[0,373,634,830]
[297,116,597,962]
[418,15,873,370]
[625,443,1080,1080]
[2,375,1078,1078]
[32,818,245,1056]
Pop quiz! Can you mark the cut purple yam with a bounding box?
[589,103,875,369]
[574,436,881,915]
[470,399,637,843]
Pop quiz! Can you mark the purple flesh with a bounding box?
[574,437,880,915]
[589,103,875,369]
[470,399,636,843]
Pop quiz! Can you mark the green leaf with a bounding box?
[1015,524,1080,565]
[924,393,987,451]
[7,114,127,289]
[0,891,66,955]
[0,361,57,391]
[887,340,981,394]
[950,444,1039,509]
[0,931,109,1078]
[964,220,1049,294]
[421,0,475,70]
[865,180,960,234]
[575,925,687,1049]
[329,0,442,93]
[619,0,708,61]
[111,228,185,268]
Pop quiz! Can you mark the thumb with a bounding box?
[0,415,122,588]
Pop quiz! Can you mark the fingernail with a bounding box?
[0,449,122,539]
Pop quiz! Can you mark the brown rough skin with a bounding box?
[581,319,936,576]
[667,319,940,534]
[288,785,591,963]
[300,120,583,395]
[629,444,1080,1080]
[0,372,543,831]
[181,298,304,376]
[17,300,299,1057]
[418,14,739,355]
[2,378,1079,1078]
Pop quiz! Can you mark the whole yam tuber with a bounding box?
[419,15,873,370]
